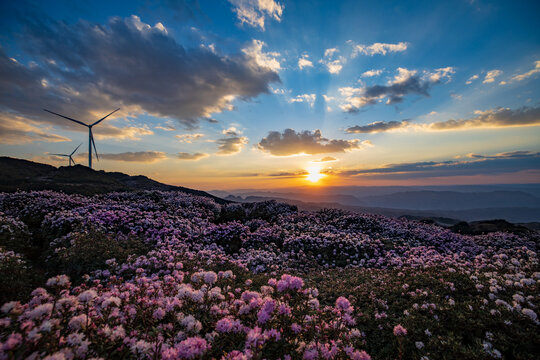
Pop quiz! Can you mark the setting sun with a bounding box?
[305,165,325,183]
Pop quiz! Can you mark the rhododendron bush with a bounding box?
[0,190,538,359]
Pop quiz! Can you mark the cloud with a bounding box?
[483,69,503,83]
[0,15,280,130]
[216,136,248,155]
[176,133,204,143]
[242,39,281,72]
[0,112,70,144]
[466,74,479,84]
[177,152,209,160]
[362,69,383,77]
[222,127,242,136]
[298,55,313,69]
[349,41,408,57]
[228,0,284,30]
[93,126,154,140]
[344,106,540,133]
[257,128,367,156]
[335,151,540,179]
[288,94,316,107]
[466,150,539,159]
[339,67,454,112]
[99,151,167,162]
[346,120,410,133]
[319,48,344,74]
[155,124,176,131]
[428,106,540,130]
[313,156,337,162]
[511,60,540,82]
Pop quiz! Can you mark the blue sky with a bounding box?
[0,0,539,189]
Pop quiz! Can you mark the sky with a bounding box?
[0,0,539,190]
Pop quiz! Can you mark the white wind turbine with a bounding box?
[50,143,82,166]
[43,108,120,169]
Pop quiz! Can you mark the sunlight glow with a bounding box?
[305,165,326,183]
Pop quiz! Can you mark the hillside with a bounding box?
[0,156,227,204]
[0,189,538,359]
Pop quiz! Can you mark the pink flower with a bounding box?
[216,318,233,333]
[393,324,407,336]
[2,333,23,351]
[176,337,209,359]
[153,307,166,320]
[335,296,351,311]
[350,350,371,360]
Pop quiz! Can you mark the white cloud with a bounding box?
[426,67,455,83]
[483,70,503,83]
[242,39,281,72]
[319,48,345,74]
[466,74,479,84]
[288,94,316,107]
[362,69,383,77]
[511,60,540,82]
[228,0,284,30]
[350,41,408,57]
[298,54,313,69]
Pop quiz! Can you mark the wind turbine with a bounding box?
[43,108,120,169]
[50,143,82,166]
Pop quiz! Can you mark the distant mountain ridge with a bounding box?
[0,157,228,204]
[361,190,540,210]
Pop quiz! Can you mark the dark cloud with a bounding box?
[257,129,364,156]
[346,120,409,133]
[428,106,540,130]
[99,151,167,162]
[344,106,540,134]
[364,76,430,105]
[268,170,308,177]
[340,68,453,112]
[467,151,539,159]
[1,14,279,130]
[177,152,209,160]
[335,151,540,179]
[216,136,248,155]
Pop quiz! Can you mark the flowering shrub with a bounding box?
[0,190,538,359]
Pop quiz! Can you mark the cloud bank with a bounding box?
[334,151,540,179]
[0,15,280,131]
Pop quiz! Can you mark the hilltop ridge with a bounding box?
[0,156,228,204]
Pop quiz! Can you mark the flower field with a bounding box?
[0,190,538,359]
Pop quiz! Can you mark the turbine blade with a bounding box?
[71,156,77,165]
[43,109,88,127]
[90,131,99,161]
[70,143,83,156]
[50,154,68,157]
[92,108,120,126]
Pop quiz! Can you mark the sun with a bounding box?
[305,165,326,183]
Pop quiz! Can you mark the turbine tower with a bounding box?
[50,143,82,166]
[43,108,120,169]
